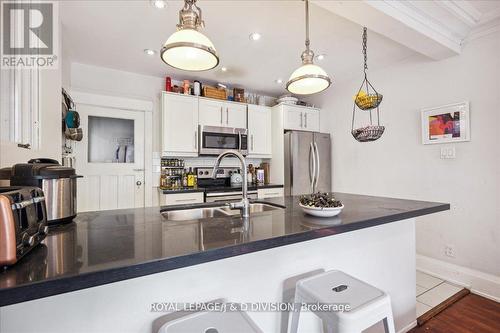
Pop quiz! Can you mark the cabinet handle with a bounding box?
[226,108,229,125]
[304,113,308,128]
[194,130,198,149]
[17,143,31,149]
[300,112,303,128]
[220,107,223,124]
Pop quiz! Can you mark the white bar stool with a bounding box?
[156,306,263,333]
[289,270,396,333]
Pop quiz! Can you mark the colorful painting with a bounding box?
[421,102,470,144]
[428,112,461,140]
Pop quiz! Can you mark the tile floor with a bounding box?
[416,270,463,317]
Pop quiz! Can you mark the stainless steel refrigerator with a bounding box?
[284,131,331,196]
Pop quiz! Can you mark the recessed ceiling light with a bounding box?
[249,32,262,41]
[276,79,283,84]
[221,67,228,72]
[144,49,156,56]
[151,0,166,9]
[316,54,326,61]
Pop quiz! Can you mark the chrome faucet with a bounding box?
[212,150,250,218]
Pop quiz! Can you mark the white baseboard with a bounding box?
[417,254,500,302]
[398,320,417,333]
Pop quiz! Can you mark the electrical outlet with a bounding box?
[444,245,456,258]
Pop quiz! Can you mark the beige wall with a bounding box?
[310,31,500,277]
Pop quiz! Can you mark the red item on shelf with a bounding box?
[165,77,172,92]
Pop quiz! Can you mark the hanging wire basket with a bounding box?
[351,27,385,142]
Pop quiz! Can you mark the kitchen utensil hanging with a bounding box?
[351,27,385,142]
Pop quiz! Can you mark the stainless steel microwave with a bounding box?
[199,125,248,156]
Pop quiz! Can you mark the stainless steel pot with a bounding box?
[41,176,78,224]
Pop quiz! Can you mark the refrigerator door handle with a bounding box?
[310,142,316,192]
[314,141,320,191]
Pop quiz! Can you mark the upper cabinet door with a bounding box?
[304,109,320,132]
[199,98,225,127]
[248,105,272,157]
[283,105,320,132]
[283,105,305,131]
[224,102,247,128]
[162,93,199,156]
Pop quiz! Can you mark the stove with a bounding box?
[196,168,257,203]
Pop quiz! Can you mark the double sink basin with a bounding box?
[162,203,285,222]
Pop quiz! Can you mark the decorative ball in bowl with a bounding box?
[299,193,344,217]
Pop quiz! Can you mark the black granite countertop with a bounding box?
[0,193,448,306]
[161,184,283,194]
[161,187,205,194]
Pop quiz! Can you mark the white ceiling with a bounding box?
[61,0,500,96]
[61,0,414,96]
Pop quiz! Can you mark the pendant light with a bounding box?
[160,0,219,71]
[286,0,331,95]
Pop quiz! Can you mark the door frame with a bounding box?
[71,90,153,207]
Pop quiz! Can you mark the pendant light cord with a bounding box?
[305,0,310,51]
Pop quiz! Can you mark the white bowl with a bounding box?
[299,203,344,217]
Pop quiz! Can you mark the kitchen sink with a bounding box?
[161,203,285,221]
[161,207,229,221]
[218,203,285,215]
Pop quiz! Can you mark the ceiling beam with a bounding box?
[314,0,463,60]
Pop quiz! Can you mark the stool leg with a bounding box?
[382,312,396,333]
[288,294,302,333]
[322,321,334,333]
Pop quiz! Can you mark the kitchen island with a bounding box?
[0,193,448,333]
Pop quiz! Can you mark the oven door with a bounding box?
[205,191,258,203]
[199,126,248,156]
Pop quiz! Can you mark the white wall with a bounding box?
[310,31,500,278]
[70,63,165,152]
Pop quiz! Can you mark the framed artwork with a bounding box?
[421,101,470,144]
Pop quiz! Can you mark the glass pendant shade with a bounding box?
[286,63,331,95]
[161,29,219,71]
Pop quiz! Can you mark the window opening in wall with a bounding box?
[88,116,135,163]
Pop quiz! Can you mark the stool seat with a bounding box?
[289,270,396,333]
[158,309,263,333]
[298,270,385,311]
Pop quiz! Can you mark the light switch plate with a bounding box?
[440,146,456,159]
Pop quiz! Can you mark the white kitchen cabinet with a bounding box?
[257,187,284,199]
[199,98,246,129]
[247,105,272,158]
[303,108,320,132]
[198,98,225,127]
[225,102,247,128]
[161,192,204,206]
[282,105,320,132]
[162,92,199,156]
